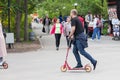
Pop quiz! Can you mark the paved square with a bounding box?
[0,35,120,80]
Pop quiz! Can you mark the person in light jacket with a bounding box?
[63,16,71,47]
[85,12,93,35]
[0,21,7,65]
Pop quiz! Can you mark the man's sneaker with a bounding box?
[93,60,97,70]
[90,39,94,41]
[56,47,59,51]
[97,39,101,41]
[73,65,83,69]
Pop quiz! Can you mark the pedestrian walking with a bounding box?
[59,15,63,23]
[63,16,71,47]
[43,15,51,34]
[50,19,63,50]
[69,9,97,70]
[92,14,101,40]
[112,15,120,38]
[0,21,7,64]
[85,11,93,35]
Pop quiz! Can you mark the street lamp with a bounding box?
[8,0,10,32]
[74,3,78,9]
[63,6,66,9]
[56,9,59,11]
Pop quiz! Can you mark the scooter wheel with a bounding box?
[60,65,67,72]
[2,62,8,69]
[85,65,91,72]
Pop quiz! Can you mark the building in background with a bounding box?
[108,0,117,20]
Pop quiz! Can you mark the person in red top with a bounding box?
[50,19,63,50]
[78,15,84,28]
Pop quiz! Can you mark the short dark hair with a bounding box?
[88,11,91,14]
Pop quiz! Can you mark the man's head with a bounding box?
[70,9,78,18]
[88,11,91,14]
[46,14,48,18]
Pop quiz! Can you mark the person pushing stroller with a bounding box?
[112,15,120,40]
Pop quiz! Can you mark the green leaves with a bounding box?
[34,0,108,18]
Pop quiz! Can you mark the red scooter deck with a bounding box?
[61,61,92,72]
[61,47,92,72]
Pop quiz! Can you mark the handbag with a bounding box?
[42,26,46,33]
[97,20,102,27]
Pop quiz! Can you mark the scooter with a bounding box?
[60,40,92,72]
[0,61,8,69]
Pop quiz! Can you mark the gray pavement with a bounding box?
[0,35,120,80]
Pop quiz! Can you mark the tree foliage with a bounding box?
[0,0,108,41]
[36,0,108,18]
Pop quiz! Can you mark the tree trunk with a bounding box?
[24,0,28,41]
[15,0,21,42]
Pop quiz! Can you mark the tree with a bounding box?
[102,0,108,19]
[24,0,28,41]
[37,0,108,18]
[15,0,22,42]
[0,0,108,42]
[0,0,8,27]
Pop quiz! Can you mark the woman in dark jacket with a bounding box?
[43,15,51,34]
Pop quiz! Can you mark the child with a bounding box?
[63,16,72,47]
[0,21,7,65]
[50,19,63,50]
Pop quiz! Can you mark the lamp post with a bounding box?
[63,6,66,9]
[74,3,78,9]
[8,0,11,48]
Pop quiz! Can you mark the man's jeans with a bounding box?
[73,39,96,67]
[92,27,101,40]
[0,57,3,63]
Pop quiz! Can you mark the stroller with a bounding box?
[88,22,93,37]
[112,24,120,40]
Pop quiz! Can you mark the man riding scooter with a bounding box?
[69,9,97,70]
